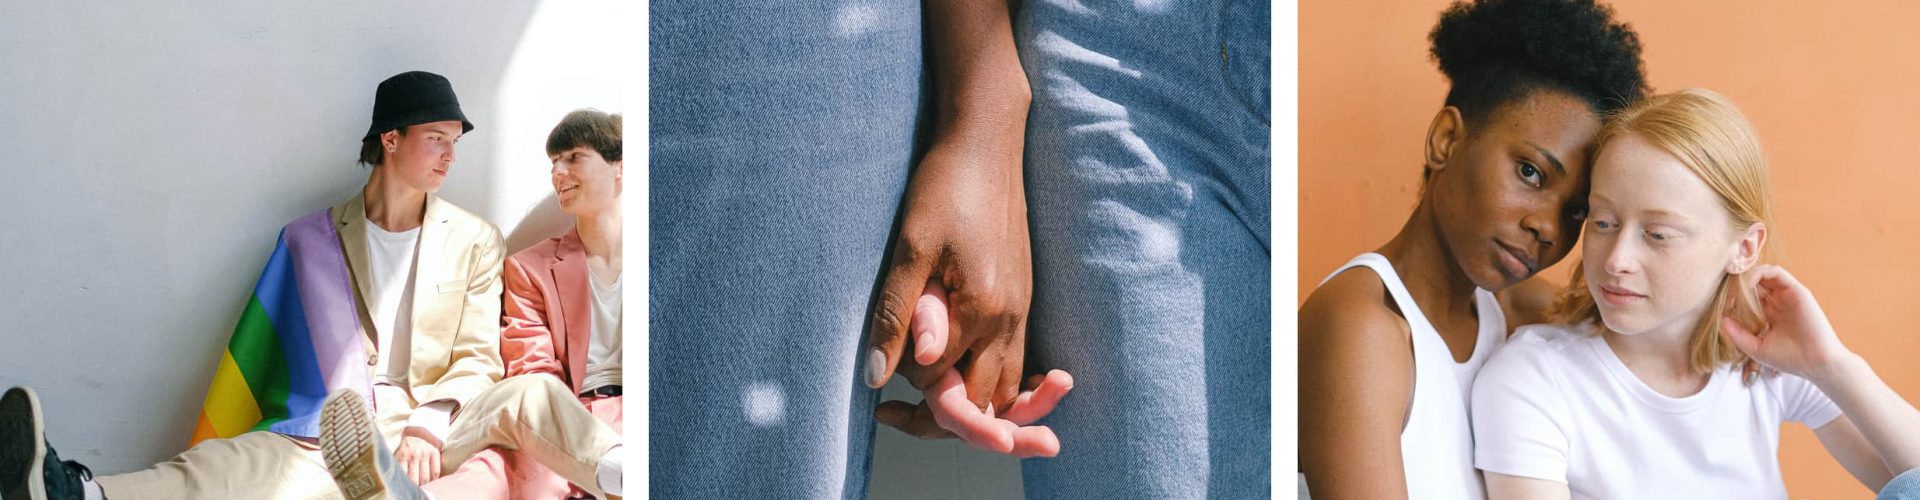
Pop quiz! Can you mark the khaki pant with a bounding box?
[96,427,341,500]
[97,386,437,500]
[434,376,622,499]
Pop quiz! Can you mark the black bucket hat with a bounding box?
[363,71,475,141]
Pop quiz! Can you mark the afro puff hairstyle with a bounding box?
[1430,0,1648,130]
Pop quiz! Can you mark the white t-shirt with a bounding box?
[581,264,622,393]
[364,219,454,439]
[364,220,420,385]
[1471,323,1842,499]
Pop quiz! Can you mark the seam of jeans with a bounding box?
[1215,0,1269,128]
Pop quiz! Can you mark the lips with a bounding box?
[1494,240,1539,280]
[1598,284,1646,306]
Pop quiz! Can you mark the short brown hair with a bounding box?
[546,109,621,162]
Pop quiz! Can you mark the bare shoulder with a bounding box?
[1299,266,1420,497]
[1301,267,1413,346]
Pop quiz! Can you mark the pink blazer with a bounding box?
[499,228,597,394]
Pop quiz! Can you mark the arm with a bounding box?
[1720,266,1920,487]
[1813,415,1896,490]
[865,0,1033,411]
[1485,472,1571,500]
[1298,272,1416,499]
[500,254,565,380]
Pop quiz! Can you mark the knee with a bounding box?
[496,375,569,401]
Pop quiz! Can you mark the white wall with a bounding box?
[0,1,622,473]
[869,378,1026,499]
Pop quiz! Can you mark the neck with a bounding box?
[577,204,621,265]
[1602,317,1700,382]
[1376,196,1480,325]
[363,167,428,232]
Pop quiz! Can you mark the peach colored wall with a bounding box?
[1301,1,1920,497]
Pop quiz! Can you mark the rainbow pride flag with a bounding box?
[191,208,369,445]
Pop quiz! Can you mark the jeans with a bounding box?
[1884,468,1920,500]
[649,0,925,497]
[1015,0,1271,498]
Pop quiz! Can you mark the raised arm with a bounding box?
[1721,265,1920,489]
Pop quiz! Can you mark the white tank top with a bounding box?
[1304,252,1506,500]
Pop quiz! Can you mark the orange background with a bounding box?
[1301,1,1920,497]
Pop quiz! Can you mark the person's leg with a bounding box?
[435,376,620,498]
[1015,0,1270,498]
[417,449,512,500]
[650,0,925,497]
[421,393,623,500]
[96,431,341,500]
[1882,468,1920,500]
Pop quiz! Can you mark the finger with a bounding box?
[961,344,1005,411]
[1001,370,1074,426]
[413,449,430,485]
[1720,315,1764,357]
[866,246,935,389]
[427,449,441,482]
[994,330,1025,412]
[928,369,1013,453]
[911,280,951,365]
[876,400,955,439]
[404,449,424,485]
[902,301,966,390]
[1008,425,1061,458]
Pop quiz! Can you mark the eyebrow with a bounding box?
[1588,194,1694,222]
[1526,142,1566,176]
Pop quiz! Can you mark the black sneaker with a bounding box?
[1,387,91,500]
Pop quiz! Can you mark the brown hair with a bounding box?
[357,128,407,167]
[546,109,622,162]
[1551,88,1773,374]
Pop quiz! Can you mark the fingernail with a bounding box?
[866,348,887,387]
[914,331,936,361]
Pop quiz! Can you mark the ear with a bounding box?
[1727,222,1767,274]
[612,160,623,193]
[381,130,401,151]
[1425,106,1468,177]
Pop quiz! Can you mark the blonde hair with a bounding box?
[1551,88,1774,374]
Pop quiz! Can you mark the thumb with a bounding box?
[911,280,951,365]
[1720,315,1764,356]
[866,243,934,388]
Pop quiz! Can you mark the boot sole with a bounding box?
[0,387,47,500]
[320,390,385,500]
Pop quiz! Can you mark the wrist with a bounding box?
[1807,350,1868,390]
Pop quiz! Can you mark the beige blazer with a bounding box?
[333,192,506,408]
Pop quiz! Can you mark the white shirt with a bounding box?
[581,264,622,393]
[1304,253,1506,500]
[363,219,453,439]
[1471,323,1842,499]
[364,220,419,385]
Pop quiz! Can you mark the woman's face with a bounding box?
[1429,90,1601,291]
[1582,132,1743,337]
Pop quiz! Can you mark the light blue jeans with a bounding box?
[1015,0,1271,498]
[648,1,924,498]
[1884,468,1920,500]
[651,0,1268,497]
